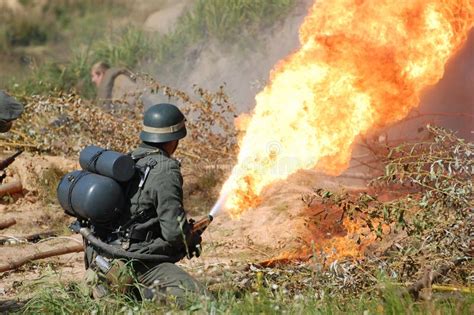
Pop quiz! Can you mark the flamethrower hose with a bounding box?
[79,227,182,263]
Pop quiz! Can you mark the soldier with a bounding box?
[0,91,24,133]
[90,61,137,110]
[85,103,207,303]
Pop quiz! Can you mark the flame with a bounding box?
[260,217,389,266]
[219,0,473,217]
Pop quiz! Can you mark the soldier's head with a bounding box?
[140,103,187,156]
[91,61,110,87]
[0,91,24,133]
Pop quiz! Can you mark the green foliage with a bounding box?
[92,27,157,70]
[16,273,474,314]
[0,0,124,51]
[2,0,129,95]
[0,10,50,49]
[302,126,472,292]
[312,126,472,237]
[6,0,296,97]
[180,0,295,42]
[151,0,295,68]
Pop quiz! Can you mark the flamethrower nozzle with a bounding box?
[191,214,213,235]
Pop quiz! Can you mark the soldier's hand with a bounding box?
[185,230,202,259]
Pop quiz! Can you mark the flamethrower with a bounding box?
[190,214,214,235]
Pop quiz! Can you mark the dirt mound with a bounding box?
[0,153,76,235]
[0,153,81,297]
[143,0,192,34]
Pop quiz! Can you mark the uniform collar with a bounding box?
[138,142,170,158]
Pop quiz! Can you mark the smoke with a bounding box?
[419,28,474,140]
[150,0,314,113]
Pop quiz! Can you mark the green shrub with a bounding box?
[92,27,157,69]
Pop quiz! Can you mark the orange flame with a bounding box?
[221,0,473,217]
[262,217,377,266]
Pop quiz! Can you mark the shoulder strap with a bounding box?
[131,149,162,161]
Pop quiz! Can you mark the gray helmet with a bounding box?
[140,103,187,143]
[0,91,24,133]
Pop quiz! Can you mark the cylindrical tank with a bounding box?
[79,145,135,182]
[57,170,125,226]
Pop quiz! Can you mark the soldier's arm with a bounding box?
[154,165,191,247]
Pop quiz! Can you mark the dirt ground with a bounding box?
[0,151,372,301]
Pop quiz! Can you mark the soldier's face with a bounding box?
[163,140,179,156]
[91,71,104,87]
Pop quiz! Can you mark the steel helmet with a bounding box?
[140,103,187,143]
[0,91,24,133]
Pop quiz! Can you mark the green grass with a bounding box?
[5,0,296,97]
[13,274,474,314]
[0,0,125,51]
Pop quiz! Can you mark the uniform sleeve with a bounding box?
[154,164,191,247]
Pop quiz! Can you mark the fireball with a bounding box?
[219,0,474,218]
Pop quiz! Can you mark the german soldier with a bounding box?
[85,103,207,303]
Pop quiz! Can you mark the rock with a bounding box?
[143,1,190,35]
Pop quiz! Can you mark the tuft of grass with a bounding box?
[150,0,296,69]
[92,27,157,70]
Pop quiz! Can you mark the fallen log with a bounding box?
[0,218,16,230]
[0,244,84,273]
[0,230,57,245]
[0,180,22,197]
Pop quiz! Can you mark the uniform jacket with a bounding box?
[124,143,192,258]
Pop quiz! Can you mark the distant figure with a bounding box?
[90,61,138,110]
[0,91,24,133]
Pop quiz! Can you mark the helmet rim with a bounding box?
[140,126,187,143]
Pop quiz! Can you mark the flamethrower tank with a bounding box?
[79,145,135,182]
[57,170,125,226]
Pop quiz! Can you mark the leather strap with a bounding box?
[142,120,185,134]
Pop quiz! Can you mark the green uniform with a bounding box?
[86,143,206,302]
[96,67,136,110]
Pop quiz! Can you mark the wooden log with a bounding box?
[0,218,16,230]
[0,244,84,273]
[0,180,22,197]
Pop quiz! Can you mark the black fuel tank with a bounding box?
[79,145,135,182]
[57,170,125,225]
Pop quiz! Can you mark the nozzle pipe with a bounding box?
[79,227,182,262]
